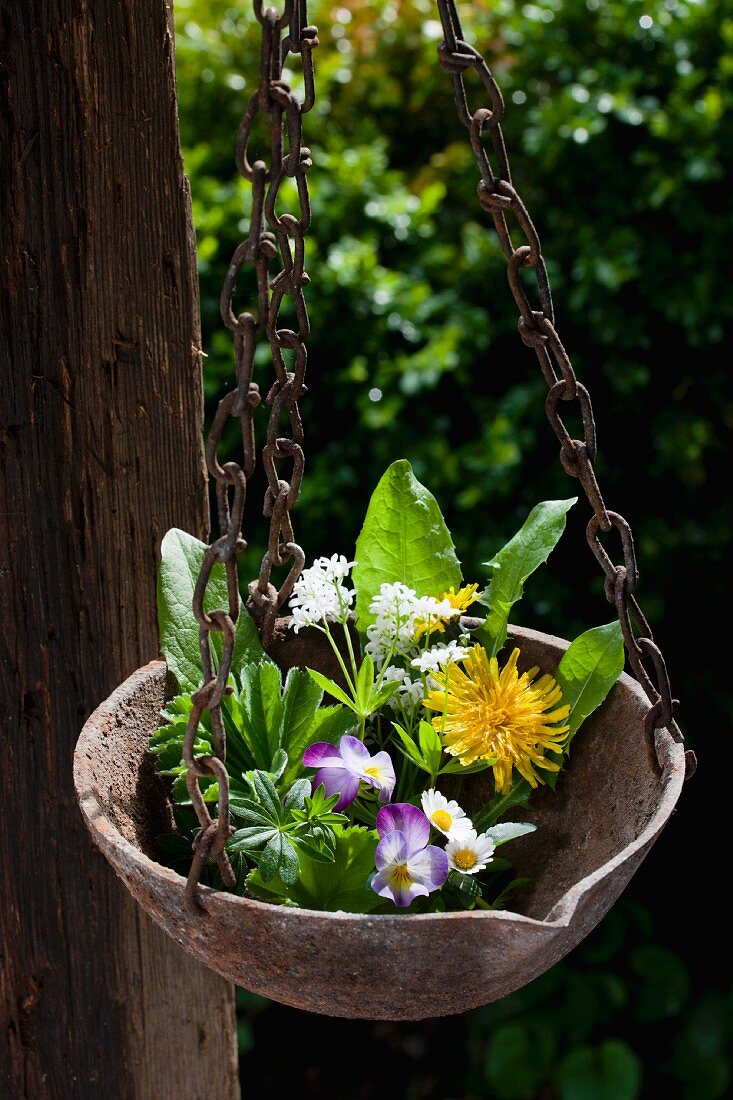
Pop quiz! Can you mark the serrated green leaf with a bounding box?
[259,825,380,912]
[556,622,625,742]
[280,666,324,758]
[228,797,274,826]
[478,499,576,657]
[228,826,278,852]
[157,528,266,691]
[238,661,284,770]
[353,460,462,630]
[270,748,288,781]
[283,778,311,812]
[282,705,357,786]
[252,771,282,822]
[255,833,296,884]
[291,836,337,863]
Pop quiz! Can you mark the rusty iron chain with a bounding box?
[435,0,695,780]
[182,0,316,908]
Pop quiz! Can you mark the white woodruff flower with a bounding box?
[411,640,470,674]
[381,666,424,711]
[288,556,355,632]
[313,554,355,582]
[366,583,463,666]
[446,829,496,875]
[420,789,473,840]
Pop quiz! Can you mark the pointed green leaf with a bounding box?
[282,705,357,786]
[473,780,533,832]
[392,723,428,769]
[252,771,282,822]
[355,653,375,710]
[556,621,625,742]
[260,832,298,884]
[280,666,324,763]
[228,825,278,852]
[238,661,284,770]
[353,460,462,630]
[283,778,311,812]
[478,499,576,657]
[306,669,355,710]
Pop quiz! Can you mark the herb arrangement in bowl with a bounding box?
[152,460,624,915]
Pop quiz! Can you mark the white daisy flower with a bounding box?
[446,828,496,875]
[411,640,470,674]
[421,789,473,840]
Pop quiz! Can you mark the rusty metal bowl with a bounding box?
[74,624,685,1021]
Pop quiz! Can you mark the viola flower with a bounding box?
[371,804,449,908]
[424,645,570,794]
[446,828,496,875]
[420,789,472,840]
[302,735,395,811]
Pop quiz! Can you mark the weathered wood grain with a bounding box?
[0,1,239,1096]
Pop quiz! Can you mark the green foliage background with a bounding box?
[174,0,731,1095]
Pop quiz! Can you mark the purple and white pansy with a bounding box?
[302,735,396,811]
[371,803,449,908]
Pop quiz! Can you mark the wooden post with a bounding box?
[0,2,240,1096]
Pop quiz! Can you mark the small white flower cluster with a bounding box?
[410,639,470,674]
[421,788,536,876]
[365,581,468,715]
[289,555,355,633]
[381,665,425,710]
[365,582,459,665]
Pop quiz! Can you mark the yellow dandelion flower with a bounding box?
[414,584,482,639]
[423,644,570,794]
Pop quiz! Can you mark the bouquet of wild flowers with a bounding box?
[152,461,624,913]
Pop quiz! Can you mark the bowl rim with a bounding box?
[74,625,686,932]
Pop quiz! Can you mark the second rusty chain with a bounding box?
[182,0,317,909]
[222,0,316,650]
[434,0,695,780]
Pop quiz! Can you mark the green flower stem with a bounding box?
[321,619,357,698]
[335,586,361,687]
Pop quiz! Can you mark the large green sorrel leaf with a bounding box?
[556,621,625,743]
[157,528,265,691]
[479,499,576,657]
[353,460,462,629]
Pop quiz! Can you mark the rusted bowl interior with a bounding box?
[74,624,685,1020]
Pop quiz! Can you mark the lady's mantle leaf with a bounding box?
[478,499,576,657]
[247,825,380,912]
[353,460,462,630]
[555,622,625,743]
[157,528,265,691]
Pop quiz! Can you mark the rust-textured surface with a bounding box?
[75,625,686,1021]
[0,2,238,1096]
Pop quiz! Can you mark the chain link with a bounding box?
[435,0,695,780]
[182,0,317,908]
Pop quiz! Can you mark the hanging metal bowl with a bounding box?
[74,622,685,1021]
